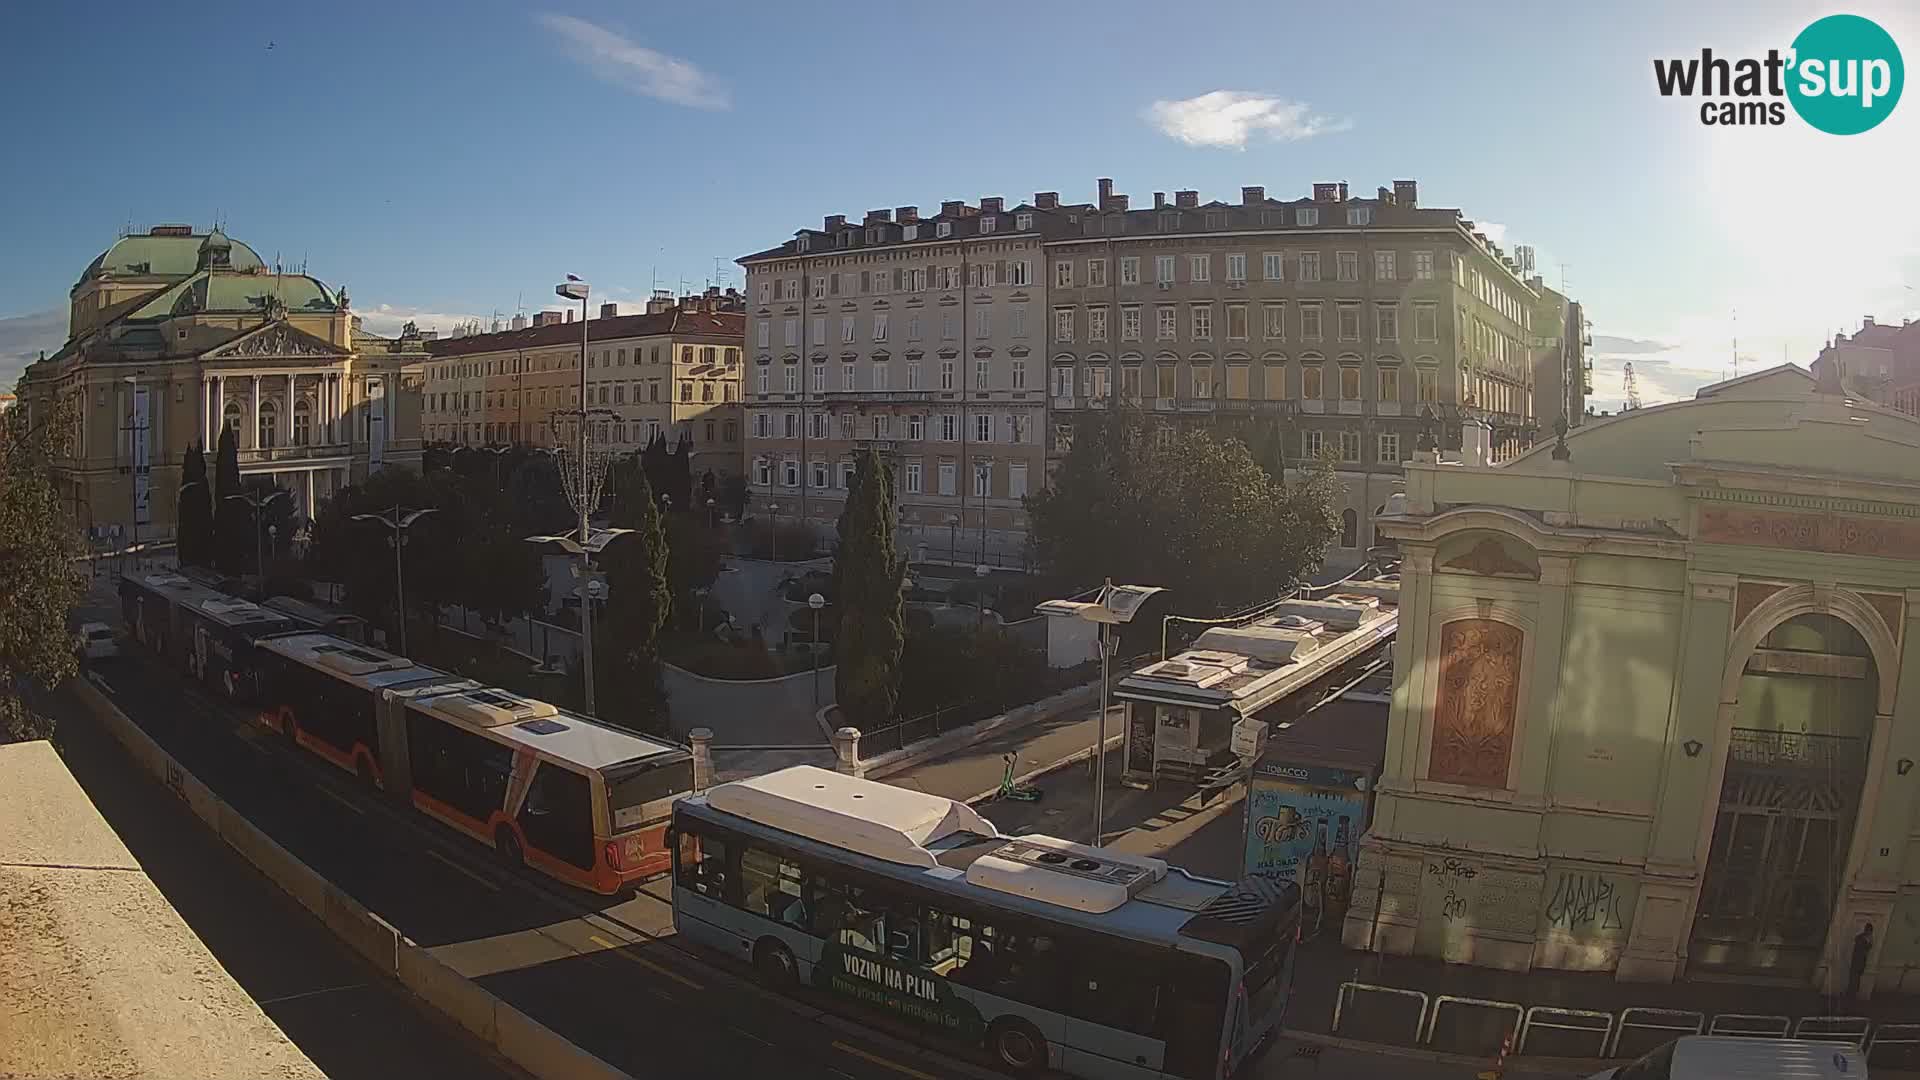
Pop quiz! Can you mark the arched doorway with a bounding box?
[1691,613,1880,978]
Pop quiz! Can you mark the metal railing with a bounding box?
[855,705,974,757]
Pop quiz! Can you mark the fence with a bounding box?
[854,706,973,757]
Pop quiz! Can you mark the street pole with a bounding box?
[392,505,407,655]
[1094,615,1110,847]
[576,286,597,716]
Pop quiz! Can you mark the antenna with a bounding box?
[1623,361,1643,411]
[1731,307,1739,381]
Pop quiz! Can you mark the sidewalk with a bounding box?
[884,703,1122,805]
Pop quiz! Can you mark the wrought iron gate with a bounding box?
[1691,729,1866,977]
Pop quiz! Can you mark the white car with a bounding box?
[1592,1036,1867,1079]
[73,622,118,662]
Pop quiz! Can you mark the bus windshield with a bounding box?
[605,757,693,831]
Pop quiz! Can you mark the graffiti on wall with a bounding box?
[1542,869,1632,935]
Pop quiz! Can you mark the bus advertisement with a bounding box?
[671,766,1298,1079]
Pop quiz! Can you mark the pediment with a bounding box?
[204,320,347,360]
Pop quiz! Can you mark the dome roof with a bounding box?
[78,228,265,286]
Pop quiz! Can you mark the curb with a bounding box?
[73,675,632,1080]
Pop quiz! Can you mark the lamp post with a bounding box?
[947,513,960,565]
[225,488,290,591]
[480,444,511,491]
[1051,581,1165,845]
[808,592,826,711]
[121,375,146,572]
[706,497,717,530]
[974,563,990,628]
[351,505,438,655]
[524,527,633,715]
[768,502,780,562]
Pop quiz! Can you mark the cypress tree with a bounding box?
[832,448,906,728]
[598,462,672,729]
[212,423,248,573]
[176,441,212,566]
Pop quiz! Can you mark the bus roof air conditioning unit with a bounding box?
[438,688,560,728]
[966,834,1168,913]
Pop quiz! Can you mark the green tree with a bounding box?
[664,513,723,632]
[307,466,464,635]
[597,460,671,731]
[831,449,906,728]
[235,475,298,573]
[1,401,84,743]
[176,441,212,567]
[211,422,249,573]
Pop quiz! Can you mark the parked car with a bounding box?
[73,622,118,662]
[1591,1036,1867,1079]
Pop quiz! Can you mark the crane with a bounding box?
[1623,362,1643,411]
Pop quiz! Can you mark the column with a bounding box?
[249,374,261,450]
[200,374,212,448]
[285,372,295,447]
[1515,555,1574,797]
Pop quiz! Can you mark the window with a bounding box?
[1264,359,1289,400]
[757,322,770,349]
[783,319,799,347]
[257,401,277,449]
[1339,431,1361,462]
[938,221,954,238]
[1379,367,1400,401]
[1190,305,1212,341]
[784,365,801,394]
[1007,259,1030,286]
[783,411,798,438]
[812,277,826,299]
[1155,255,1175,284]
[752,412,770,439]
[938,461,956,495]
[1340,508,1358,547]
[1188,254,1210,282]
[873,363,889,392]
[757,282,771,305]
[1413,251,1435,280]
[909,268,925,292]
[1121,306,1142,341]
[1119,365,1141,401]
[838,460,854,489]
[1340,366,1361,400]
[1263,304,1286,340]
[976,358,990,389]
[1379,432,1401,464]
[812,461,829,489]
[755,457,772,485]
[1226,364,1250,399]
[940,413,957,441]
[1347,206,1372,226]
[1375,250,1397,281]
[291,400,311,446]
[1011,360,1026,389]
[1304,429,1324,456]
[1157,306,1177,340]
[1417,366,1438,402]
[1008,462,1028,499]
[1414,304,1438,343]
[1226,253,1246,282]
[905,460,923,492]
[975,309,991,337]
[1016,212,1033,231]
[908,315,921,340]
[1226,304,1249,341]
[840,316,855,344]
[808,412,827,439]
[1054,309,1074,343]
[940,361,955,391]
[673,828,728,900]
[1262,252,1284,281]
[1051,365,1074,399]
[1301,304,1323,341]
[1337,305,1361,342]
[1088,307,1108,342]
[811,317,826,345]
[979,215,997,234]
[1296,207,1320,226]
[782,459,799,487]
[1377,304,1399,342]
[907,361,922,390]
[874,414,890,438]
[1336,251,1359,282]
[1087,365,1110,401]
[1087,258,1106,287]
[1303,364,1324,399]
[842,363,856,391]
[1298,251,1321,281]
[908,414,924,440]
[1191,365,1213,400]
[874,313,888,341]
[1055,260,1073,288]
[1010,305,1027,337]
[1119,257,1139,285]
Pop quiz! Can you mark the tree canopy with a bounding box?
[0,401,84,742]
[831,449,906,728]
[176,441,212,567]
[1026,407,1342,616]
[211,422,248,573]
[597,457,671,731]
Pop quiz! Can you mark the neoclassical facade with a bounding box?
[1347,365,1920,996]
[15,227,421,536]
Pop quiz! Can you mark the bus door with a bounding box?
[1060,945,1166,1076]
[192,623,211,681]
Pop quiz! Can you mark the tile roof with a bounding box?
[424,309,743,358]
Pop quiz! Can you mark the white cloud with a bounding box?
[1143,91,1347,149]
[0,307,67,391]
[355,303,489,338]
[536,13,730,110]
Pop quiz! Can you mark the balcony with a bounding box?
[1300,400,1326,414]
[1154,397,1176,411]
[237,442,351,466]
[821,389,935,403]
[1377,402,1403,418]
[1051,395,1076,410]
[1338,400,1363,415]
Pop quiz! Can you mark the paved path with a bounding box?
[662,662,835,746]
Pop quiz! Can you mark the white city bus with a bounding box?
[671,766,1298,1078]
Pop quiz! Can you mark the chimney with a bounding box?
[940,200,965,217]
[600,303,619,319]
[1377,186,1392,203]
[824,214,846,231]
[1241,186,1265,204]
[534,311,561,327]
[1153,192,1167,209]
[896,205,918,224]
[1034,191,1059,209]
[1394,179,1418,207]
[511,313,529,331]
[565,309,574,323]
[1338,181,1350,201]
[1175,190,1199,209]
[1864,315,1876,328]
[1110,195,1129,211]
[1097,178,1114,206]
[980,197,1003,214]
[1313,182,1340,202]
[865,209,892,224]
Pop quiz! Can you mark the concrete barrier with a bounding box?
[217,804,328,918]
[322,885,401,974]
[494,1000,632,1080]
[398,942,499,1045]
[176,765,222,829]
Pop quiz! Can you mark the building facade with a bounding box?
[739,197,1075,565]
[1347,365,1920,996]
[422,302,744,482]
[1813,316,1920,418]
[15,226,423,536]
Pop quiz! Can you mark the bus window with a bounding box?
[741,847,809,929]
[814,879,889,956]
[1069,947,1161,1032]
[406,712,514,824]
[519,762,595,871]
[1159,953,1230,1080]
[937,915,1065,1009]
[676,829,729,900]
[605,756,694,832]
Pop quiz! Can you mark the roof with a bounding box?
[125,572,302,633]
[1257,696,1388,774]
[1693,362,1815,400]
[409,686,686,771]
[706,765,999,869]
[1666,1036,1862,1078]
[125,270,338,320]
[425,310,743,359]
[256,632,472,694]
[78,229,267,286]
[0,740,326,1080]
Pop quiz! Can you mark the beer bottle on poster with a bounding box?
[1306,821,1329,907]
[1327,816,1352,909]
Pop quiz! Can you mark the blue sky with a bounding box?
[5,0,1918,405]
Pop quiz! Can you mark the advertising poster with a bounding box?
[1245,763,1370,919]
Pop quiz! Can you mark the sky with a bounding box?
[4,0,1919,407]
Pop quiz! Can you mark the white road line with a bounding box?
[730,1025,771,1047]
[257,982,369,1006]
[425,848,500,892]
[87,672,116,696]
[315,785,366,817]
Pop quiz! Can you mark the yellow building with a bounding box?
[15,226,422,534]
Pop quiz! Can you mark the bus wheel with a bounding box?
[987,1018,1048,1075]
[494,827,524,868]
[752,938,798,990]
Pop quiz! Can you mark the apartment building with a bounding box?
[738,196,1078,565]
[1812,316,1920,416]
[1046,178,1565,567]
[423,299,745,481]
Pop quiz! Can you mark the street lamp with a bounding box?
[706,496,717,530]
[352,505,439,655]
[947,514,960,565]
[808,592,827,711]
[479,444,511,491]
[768,502,781,562]
[525,527,634,716]
[225,488,291,589]
[1043,580,1164,845]
[121,375,146,572]
[974,563,990,627]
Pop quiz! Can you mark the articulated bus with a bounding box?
[672,766,1298,1079]
[120,572,303,699]
[250,632,692,892]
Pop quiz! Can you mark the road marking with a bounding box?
[586,933,705,990]
[730,1025,771,1047]
[426,848,500,891]
[257,982,369,1006]
[832,1042,939,1080]
[315,785,366,817]
[87,672,116,696]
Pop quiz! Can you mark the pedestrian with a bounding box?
[1847,921,1874,1003]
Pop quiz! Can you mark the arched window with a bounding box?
[1340,508,1358,548]
[292,399,312,446]
[222,400,242,438]
[257,400,278,449]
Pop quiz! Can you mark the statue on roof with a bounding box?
[336,285,350,310]
[261,293,288,321]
